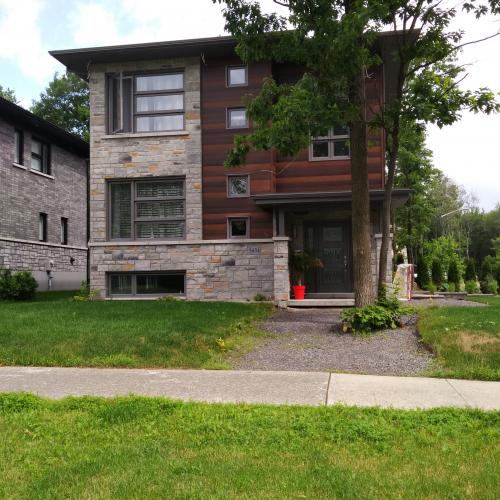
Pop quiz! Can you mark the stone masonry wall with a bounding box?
[90,239,280,301]
[88,57,202,242]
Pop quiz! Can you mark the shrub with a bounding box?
[465,280,479,294]
[480,277,498,295]
[447,259,461,290]
[464,259,477,282]
[341,296,414,334]
[253,293,267,302]
[426,282,437,295]
[416,256,430,289]
[431,259,444,288]
[73,281,100,301]
[480,256,495,281]
[447,283,456,293]
[0,269,38,300]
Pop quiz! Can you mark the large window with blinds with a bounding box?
[108,178,185,240]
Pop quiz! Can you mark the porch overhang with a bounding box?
[252,189,411,208]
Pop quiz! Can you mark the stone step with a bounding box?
[287,298,354,308]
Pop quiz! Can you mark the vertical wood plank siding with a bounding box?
[201,57,385,240]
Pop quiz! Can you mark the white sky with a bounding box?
[0,0,498,210]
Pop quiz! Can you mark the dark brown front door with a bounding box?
[304,222,352,293]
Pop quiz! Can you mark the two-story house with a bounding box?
[0,96,89,290]
[51,34,409,303]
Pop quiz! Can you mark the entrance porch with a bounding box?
[253,189,410,303]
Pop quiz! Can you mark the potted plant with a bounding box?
[289,251,323,300]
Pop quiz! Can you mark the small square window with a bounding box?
[228,218,249,238]
[228,175,249,198]
[227,108,248,129]
[14,129,23,165]
[227,65,248,86]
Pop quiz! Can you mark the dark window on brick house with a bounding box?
[109,178,185,240]
[31,138,51,174]
[39,213,47,242]
[61,217,68,245]
[14,129,23,165]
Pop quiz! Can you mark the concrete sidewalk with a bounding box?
[0,367,499,410]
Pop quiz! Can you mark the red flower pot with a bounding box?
[292,285,306,300]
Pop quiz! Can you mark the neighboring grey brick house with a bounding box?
[51,35,407,303]
[0,97,89,290]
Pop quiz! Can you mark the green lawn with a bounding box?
[418,296,500,380]
[0,292,271,368]
[0,394,498,499]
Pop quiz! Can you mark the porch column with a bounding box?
[273,236,290,307]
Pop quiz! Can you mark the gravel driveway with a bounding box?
[232,308,435,375]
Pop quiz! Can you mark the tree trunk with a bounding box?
[377,124,398,296]
[350,68,374,307]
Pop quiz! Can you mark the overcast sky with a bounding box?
[1,0,498,210]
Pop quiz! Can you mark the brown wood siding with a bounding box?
[201,57,385,239]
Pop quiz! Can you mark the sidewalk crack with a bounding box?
[325,372,332,406]
[445,379,470,407]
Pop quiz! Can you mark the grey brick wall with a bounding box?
[0,113,88,290]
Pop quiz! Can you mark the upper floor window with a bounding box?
[228,217,249,239]
[227,65,248,87]
[109,178,185,240]
[14,129,23,165]
[31,138,50,174]
[108,71,184,134]
[227,108,248,129]
[227,174,250,198]
[310,125,350,161]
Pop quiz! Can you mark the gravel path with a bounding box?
[232,309,434,375]
[409,298,486,307]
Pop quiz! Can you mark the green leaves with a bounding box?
[0,85,18,104]
[30,71,89,141]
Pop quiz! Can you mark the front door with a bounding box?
[304,222,352,293]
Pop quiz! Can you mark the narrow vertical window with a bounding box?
[14,129,23,165]
[31,138,51,174]
[39,213,47,242]
[61,217,68,245]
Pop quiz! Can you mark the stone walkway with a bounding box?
[0,367,499,410]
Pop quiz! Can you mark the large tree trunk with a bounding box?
[350,68,375,307]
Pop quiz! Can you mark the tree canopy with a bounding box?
[30,71,89,142]
[0,85,18,104]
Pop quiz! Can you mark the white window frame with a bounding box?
[309,127,350,161]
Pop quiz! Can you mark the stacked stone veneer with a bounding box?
[90,238,289,301]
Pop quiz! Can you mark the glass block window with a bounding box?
[227,175,249,198]
[310,125,350,160]
[109,178,185,240]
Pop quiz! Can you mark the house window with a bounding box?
[60,217,68,245]
[227,175,249,198]
[310,125,350,160]
[14,129,23,165]
[227,108,248,129]
[108,71,184,134]
[31,138,50,174]
[227,65,248,87]
[228,217,249,238]
[39,213,47,242]
[109,178,185,240]
[108,272,185,296]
